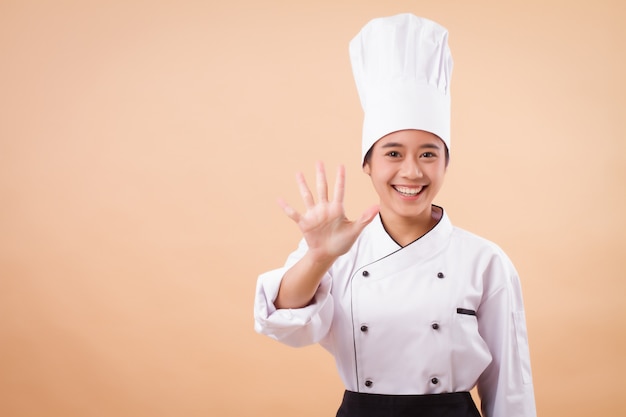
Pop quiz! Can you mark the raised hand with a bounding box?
[278,162,379,262]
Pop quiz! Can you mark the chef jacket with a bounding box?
[254,208,537,417]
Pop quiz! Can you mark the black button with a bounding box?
[437,272,445,279]
[431,323,440,330]
[360,325,368,332]
[362,270,369,277]
[431,377,439,384]
[365,380,373,387]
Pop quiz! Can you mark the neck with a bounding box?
[380,205,442,247]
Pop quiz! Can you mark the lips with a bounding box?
[393,185,424,197]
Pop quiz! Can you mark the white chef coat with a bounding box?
[254,208,537,417]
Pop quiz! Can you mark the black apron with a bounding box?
[336,391,481,417]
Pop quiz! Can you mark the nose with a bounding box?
[400,157,423,179]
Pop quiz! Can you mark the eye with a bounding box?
[421,151,436,158]
[386,151,401,158]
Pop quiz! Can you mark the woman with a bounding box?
[254,13,536,417]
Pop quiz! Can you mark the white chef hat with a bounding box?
[349,13,453,163]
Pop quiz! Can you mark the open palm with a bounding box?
[278,162,379,260]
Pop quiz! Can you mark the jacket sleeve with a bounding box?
[476,252,537,417]
[253,239,334,347]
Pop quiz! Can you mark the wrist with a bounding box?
[305,248,338,269]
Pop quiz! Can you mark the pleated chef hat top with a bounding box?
[349,13,453,163]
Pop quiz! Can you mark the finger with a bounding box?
[296,172,315,209]
[332,164,346,204]
[277,197,301,223]
[316,161,329,203]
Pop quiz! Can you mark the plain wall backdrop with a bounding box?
[1,0,624,416]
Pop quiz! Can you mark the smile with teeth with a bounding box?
[393,185,424,197]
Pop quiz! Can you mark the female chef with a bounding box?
[254,13,537,417]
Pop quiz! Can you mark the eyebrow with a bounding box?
[380,142,442,150]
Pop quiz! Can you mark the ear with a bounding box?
[362,161,371,175]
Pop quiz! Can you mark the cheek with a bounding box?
[431,168,447,185]
[370,172,392,191]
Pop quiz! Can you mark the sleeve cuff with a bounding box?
[253,267,333,347]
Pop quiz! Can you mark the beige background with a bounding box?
[1,0,624,416]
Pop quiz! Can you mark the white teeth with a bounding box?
[394,186,423,196]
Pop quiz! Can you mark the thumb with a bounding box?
[354,204,380,231]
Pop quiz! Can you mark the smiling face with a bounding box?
[363,129,448,228]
